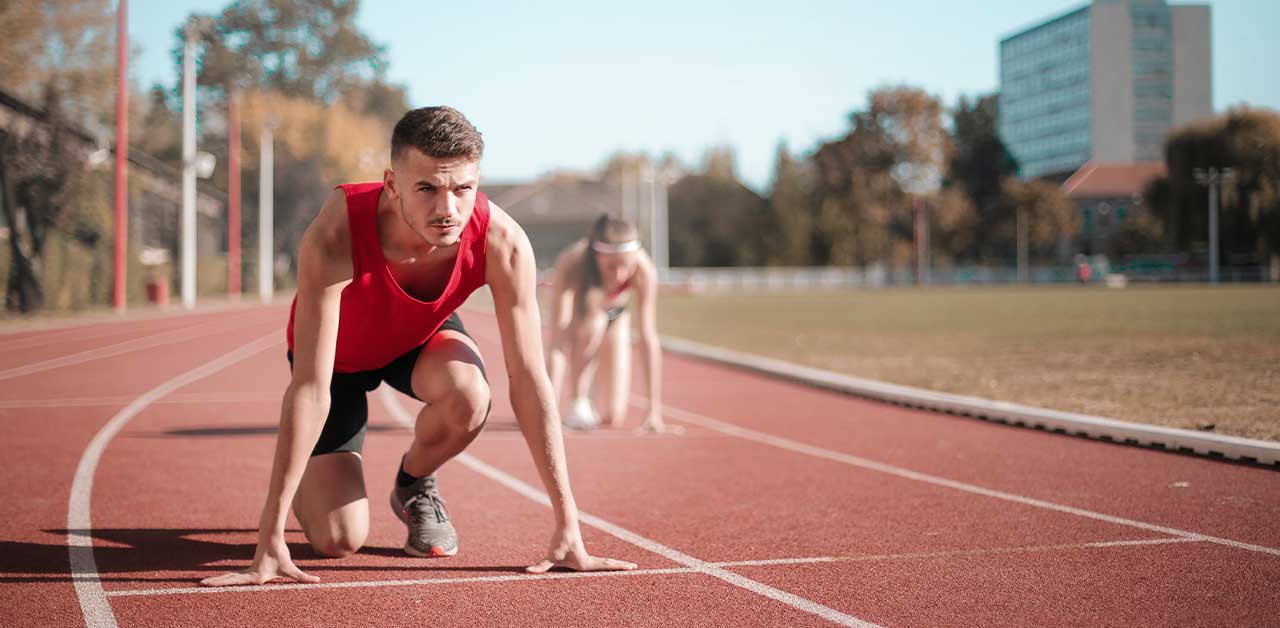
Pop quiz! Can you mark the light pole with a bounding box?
[1192,167,1234,284]
[179,18,214,308]
[621,166,636,226]
[113,0,128,313]
[259,114,278,303]
[180,20,197,308]
[227,89,241,301]
[639,164,677,274]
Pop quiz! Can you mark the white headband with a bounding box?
[591,240,641,254]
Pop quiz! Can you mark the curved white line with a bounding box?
[68,332,282,628]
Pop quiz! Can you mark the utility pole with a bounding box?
[1192,167,1235,284]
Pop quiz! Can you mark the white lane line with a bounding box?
[460,316,1280,559]
[476,431,726,442]
[0,392,281,409]
[102,537,1202,598]
[1,311,264,381]
[711,537,1203,568]
[0,324,138,352]
[106,567,695,597]
[649,401,1280,558]
[379,387,883,628]
[68,332,284,628]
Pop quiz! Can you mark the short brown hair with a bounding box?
[391,106,484,161]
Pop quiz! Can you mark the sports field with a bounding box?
[658,285,1280,442]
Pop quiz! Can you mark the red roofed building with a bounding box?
[1060,161,1166,254]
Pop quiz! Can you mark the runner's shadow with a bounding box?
[129,423,403,439]
[0,529,526,583]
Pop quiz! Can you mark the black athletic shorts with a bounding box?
[605,303,628,325]
[287,312,471,456]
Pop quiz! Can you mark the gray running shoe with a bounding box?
[390,474,458,557]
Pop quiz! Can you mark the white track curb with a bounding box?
[661,335,1280,467]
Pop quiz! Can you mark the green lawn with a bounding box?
[657,285,1280,442]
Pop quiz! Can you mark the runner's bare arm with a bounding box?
[544,242,583,402]
[632,255,674,433]
[201,188,353,586]
[485,205,636,573]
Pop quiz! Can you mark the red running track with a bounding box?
[0,304,1277,628]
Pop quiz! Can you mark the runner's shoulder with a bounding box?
[299,188,354,283]
[484,201,530,259]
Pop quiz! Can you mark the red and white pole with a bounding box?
[227,91,241,300]
[113,0,129,313]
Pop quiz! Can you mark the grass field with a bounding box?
[657,285,1280,442]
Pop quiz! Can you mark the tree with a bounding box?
[994,179,1079,263]
[764,143,815,266]
[811,86,948,267]
[183,0,395,115]
[927,186,979,263]
[1146,107,1280,265]
[1,90,80,312]
[945,94,1018,262]
[0,1,115,312]
[667,173,770,267]
[0,0,114,122]
[154,0,411,278]
[702,145,739,182]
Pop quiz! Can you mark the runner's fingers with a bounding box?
[284,566,320,583]
[585,557,637,572]
[526,559,556,574]
[199,571,255,587]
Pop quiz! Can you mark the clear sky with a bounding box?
[130,0,1279,191]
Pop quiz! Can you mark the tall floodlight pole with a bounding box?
[1193,167,1235,284]
[621,167,635,225]
[1016,206,1029,283]
[227,90,241,301]
[113,0,128,313]
[642,163,657,257]
[655,168,673,273]
[258,117,277,303]
[180,20,198,309]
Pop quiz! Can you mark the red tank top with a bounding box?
[286,182,490,373]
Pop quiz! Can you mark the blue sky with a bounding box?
[130,0,1279,191]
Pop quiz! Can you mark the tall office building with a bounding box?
[999,0,1212,179]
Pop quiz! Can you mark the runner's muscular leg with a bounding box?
[568,310,608,402]
[292,451,368,558]
[401,330,491,477]
[594,311,631,427]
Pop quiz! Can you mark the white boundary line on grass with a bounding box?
[379,386,885,628]
[104,536,1198,598]
[661,335,1280,466]
[68,332,283,628]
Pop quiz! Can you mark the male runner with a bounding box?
[202,107,634,586]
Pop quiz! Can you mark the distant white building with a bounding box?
[998,0,1212,179]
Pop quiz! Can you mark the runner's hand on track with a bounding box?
[636,414,685,435]
[526,525,636,573]
[199,535,320,586]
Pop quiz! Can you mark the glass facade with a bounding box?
[1130,1,1174,162]
[999,8,1092,178]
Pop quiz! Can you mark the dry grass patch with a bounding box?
[658,285,1280,442]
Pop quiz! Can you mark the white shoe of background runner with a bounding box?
[563,397,600,430]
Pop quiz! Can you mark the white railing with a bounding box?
[653,264,1275,291]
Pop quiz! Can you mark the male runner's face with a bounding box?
[386,148,480,248]
[596,250,639,292]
